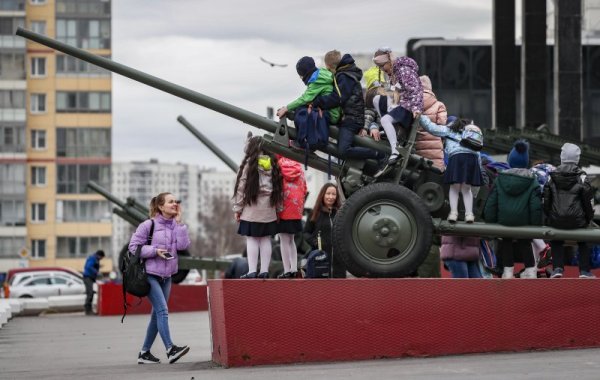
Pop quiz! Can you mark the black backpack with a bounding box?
[303,231,331,278]
[121,220,154,322]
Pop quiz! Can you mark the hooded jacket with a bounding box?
[312,54,365,124]
[232,164,278,223]
[128,214,191,278]
[417,75,446,170]
[287,68,341,124]
[277,155,307,220]
[418,115,478,158]
[440,236,480,262]
[543,164,594,229]
[391,56,424,114]
[483,168,542,226]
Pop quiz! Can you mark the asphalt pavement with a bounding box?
[1,311,600,379]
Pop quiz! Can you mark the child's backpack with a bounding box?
[303,231,331,278]
[459,123,483,151]
[294,106,329,152]
[120,220,153,322]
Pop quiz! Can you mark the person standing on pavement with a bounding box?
[82,250,104,315]
[129,192,191,364]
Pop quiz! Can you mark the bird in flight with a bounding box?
[260,57,287,68]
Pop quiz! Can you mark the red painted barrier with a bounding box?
[209,278,600,367]
[97,283,208,316]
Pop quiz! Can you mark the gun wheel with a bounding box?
[334,182,433,277]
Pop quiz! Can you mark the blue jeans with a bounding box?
[444,259,482,278]
[337,121,380,160]
[142,275,172,352]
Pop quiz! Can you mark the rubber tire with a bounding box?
[333,182,433,278]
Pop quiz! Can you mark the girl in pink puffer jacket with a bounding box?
[417,75,446,170]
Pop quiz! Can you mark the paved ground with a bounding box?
[1,311,600,379]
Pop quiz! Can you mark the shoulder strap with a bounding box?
[147,219,155,245]
[333,75,341,98]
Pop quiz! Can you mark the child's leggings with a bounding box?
[246,236,272,274]
[449,183,473,214]
[279,233,298,273]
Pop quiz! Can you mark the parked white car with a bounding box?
[9,271,85,299]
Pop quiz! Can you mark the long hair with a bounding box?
[309,183,340,222]
[149,192,171,217]
[233,136,283,207]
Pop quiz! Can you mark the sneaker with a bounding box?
[240,272,257,279]
[387,153,400,165]
[550,267,564,278]
[521,267,538,279]
[138,351,160,364]
[537,244,552,268]
[502,266,514,279]
[166,345,190,364]
[447,211,458,223]
[579,271,596,279]
[465,213,475,223]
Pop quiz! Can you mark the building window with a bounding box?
[30,20,46,35]
[57,127,110,157]
[57,164,110,194]
[1,125,25,153]
[0,236,25,258]
[0,1,25,11]
[0,199,25,226]
[0,163,25,195]
[56,18,110,49]
[31,239,46,259]
[56,200,110,222]
[30,93,46,113]
[0,90,25,109]
[56,54,110,76]
[0,17,24,35]
[30,0,46,4]
[56,91,110,113]
[30,57,46,77]
[0,52,25,80]
[31,129,46,149]
[56,236,110,258]
[31,166,46,186]
[56,0,111,16]
[31,203,46,222]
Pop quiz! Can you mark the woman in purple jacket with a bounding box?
[129,192,191,364]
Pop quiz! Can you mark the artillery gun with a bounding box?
[86,181,231,283]
[19,28,600,278]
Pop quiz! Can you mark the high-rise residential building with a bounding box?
[0,0,114,273]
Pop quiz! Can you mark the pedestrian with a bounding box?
[224,254,249,279]
[232,135,283,279]
[129,192,191,364]
[276,154,307,278]
[544,143,596,278]
[440,236,482,278]
[82,249,104,315]
[304,183,345,278]
[418,75,446,170]
[418,116,482,222]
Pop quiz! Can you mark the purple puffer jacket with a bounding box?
[391,56,424,114]
[440,236,480,262]
[128,214,191,278]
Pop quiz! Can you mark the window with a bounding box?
[0,125,25,153]
[56,236,110,258]
[0,52,25,80]
[57,128,110,157]
[0,236,25,258]
[57,0,111,16]
[0,1,25,11]
[57,164,110,194]
[56,200,111,222]
[56,18,110,49]
[30,57,46,77]
[31,166,46,186]
[31,239,46,259]
[30,93,46,113]
[31,203,45,222]
[0,163,25,195]
[0,17,24,35]
[30,20,46,35]
[0,90,25,109]
[56,54,110,76]
[56,92,110,112]
[31,129,46,149]
[0,199,25,226]
[30,0,46,4]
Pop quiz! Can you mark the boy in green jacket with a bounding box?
[276,56,340,124]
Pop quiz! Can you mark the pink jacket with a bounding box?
[276,155,307,220]
[417,76,446,170]
[440,236,480,262]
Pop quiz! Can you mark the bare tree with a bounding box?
[193,194,245,258]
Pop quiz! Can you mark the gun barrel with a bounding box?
[87,181,126,209]
[177,115,239,173]
[112,208,142,227]
[434,219,600,243]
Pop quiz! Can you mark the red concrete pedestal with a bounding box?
[98,283,208,316]
[209,278,600,367]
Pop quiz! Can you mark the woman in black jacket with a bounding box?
[303,183,345,277]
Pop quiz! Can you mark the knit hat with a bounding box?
[419,75,432,91]
[560,142,581,165]
[507,139,530,168]
[364,66,384,90]
[296,56,317,84]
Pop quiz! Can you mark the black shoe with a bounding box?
[257,272,269,279]
[167,345,190,364]
[85,310,94,316]
[277,272,292,279]
[240,272,257,279]
[138,351,160,364]
[387,153,400,165]
[288,272,298,279]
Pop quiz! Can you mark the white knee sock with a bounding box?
[380,114,399,156]
[460,184,473,215]
[449,183,460,213]
[258,236,272,274]
[246,237,260,273]
[279,233,296,273]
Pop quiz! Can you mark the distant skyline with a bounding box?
[111,1,510,170]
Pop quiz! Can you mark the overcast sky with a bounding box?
[111,0,512,171]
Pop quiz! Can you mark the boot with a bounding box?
[521,267,537,279]
[502,266,514,279]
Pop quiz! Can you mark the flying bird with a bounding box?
[260,57,287,68]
